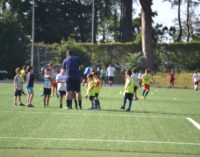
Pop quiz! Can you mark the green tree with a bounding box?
[139,0,154,70]
[120,0,133,42]
[0,11,29,77]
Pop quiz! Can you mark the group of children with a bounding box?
[15,64,200,112]
[13,63,153,112]
[14,66,34,107]
[86,72,102,109]
[121,68,153,111]
[13,64,82,109]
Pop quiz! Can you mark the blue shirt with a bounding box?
[44,75,51,89]
[62,55,81,80]
[83,67,91,76]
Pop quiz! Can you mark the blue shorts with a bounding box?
[27,87,34,93]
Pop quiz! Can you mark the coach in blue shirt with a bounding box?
[63,50,82,109]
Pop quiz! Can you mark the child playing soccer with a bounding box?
[131,68,139,100]
[26,66,34,107]
[138,70,143,87]
[13,67,25,106]
[100,66,106,86]
[141,69,153,100]
[86,74,95,109]
[193,69,199,91]
[121,69,134,112]
[56,68,66,108]
[168,69,175,88]
[93,72,102,109]
[43,68,52,107]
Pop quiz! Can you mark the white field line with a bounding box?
[186,117,200,130]
[0,136,199,146]
[0,110,183,119]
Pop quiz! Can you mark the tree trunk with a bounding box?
[176,0,182,42]
[120,0,133,42]
[139,0,154,70]
[186,0,190,42]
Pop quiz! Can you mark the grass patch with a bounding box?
[0,83,199,156]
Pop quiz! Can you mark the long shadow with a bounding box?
[96,108,200,117]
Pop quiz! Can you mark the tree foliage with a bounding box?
[0,11,29,77]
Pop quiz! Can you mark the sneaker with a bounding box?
[126,108,131,112]
[135,97,139,101]
[13,103,17,106]
[88,107,94,110]
[63,107,72,110]
[27,104,34,107]
[121,106,125,110]
[19,103,25,106]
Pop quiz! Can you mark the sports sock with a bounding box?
[74,99,78,109]
[122,97,127,108]
[94,99,98,109]
[145,91,149,97]
[128,100,132,110]
[90,100,94,108]
[66,100,72,109]
[142,90,145,96]
[97,99,100,108]
[78,100,82,109]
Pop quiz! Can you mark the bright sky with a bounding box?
[152,0,177,27]
[135,0,200,27]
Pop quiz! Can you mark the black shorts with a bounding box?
[43,88,51,96]
[15,90,22,97]
[108,76,114,81]
[59,91,66,96]
[194,81,199,85]
[66,79,81,92]
[124,93,133,101]
[89,96,94,101]
[134,86,138,92]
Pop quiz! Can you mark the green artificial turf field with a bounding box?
[0,83,200,157]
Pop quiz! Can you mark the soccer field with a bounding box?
[0,83,200,157]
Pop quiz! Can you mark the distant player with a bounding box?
[100,66,106,86]
[86,74,95,109]
[193,69,199,91]
[43,68,52,107]
[93,72,102,109]
[121,69,134,112]
[56,68,67,108]
[107,64,116,86]
[141,69,153,100]
[13,67,25,106]
[168,69,175,88]
[131,68,139,100]
[137,70,143,87]
[50,64,58,97]
[26,66,34,107]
